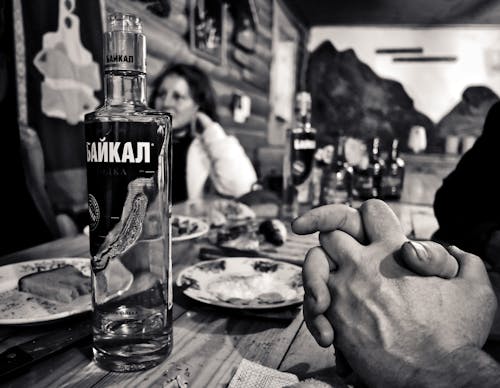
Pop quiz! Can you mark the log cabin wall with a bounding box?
[105,0,283,171]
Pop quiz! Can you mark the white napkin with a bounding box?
[228,359,341,388]
[228,359,299,388]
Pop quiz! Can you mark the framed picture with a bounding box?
[189,0,226,64]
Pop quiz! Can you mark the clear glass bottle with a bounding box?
[353,137,384,200]
[84,13,172,372]
[280,92,317,220]
[319,136,353,205]
[381,138,405,200]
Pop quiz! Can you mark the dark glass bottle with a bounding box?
[353,137,384,199]
[280,92,317,219]
[319,136,353,205]
[381,138,405,199]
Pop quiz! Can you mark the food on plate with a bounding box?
[207,208,227,227]
[219,234,260,251]
[183,198,256,227]
[213,217,287,251]
[172,216,200,237]
[258,219,288,246]
[207,273,297,304]
[213,199,255,220]
[208,199,255,226]
[214,224,260,251]
[18,264,91,303]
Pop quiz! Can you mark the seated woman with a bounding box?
[149,63,257,204]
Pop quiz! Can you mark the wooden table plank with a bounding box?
[279,323,348,388]
[261,230,318,266]
[92,309,303,388]
[0,235,90,265]
[4,346,102,388]
[0,327,17,345]
[0,313,90,353]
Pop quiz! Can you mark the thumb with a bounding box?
[400,241,459,279]
[448,245,490,283]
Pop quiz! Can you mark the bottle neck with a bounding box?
[336,138,346,162]
[370,138,380,162]
[390,140,399,160]
[104,71,147,106]
[295,112,312,131]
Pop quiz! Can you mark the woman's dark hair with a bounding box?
[149,63,219,122]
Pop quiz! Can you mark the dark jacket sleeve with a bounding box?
[433,101,500,259]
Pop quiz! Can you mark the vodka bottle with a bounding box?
[353,137,384,199]
[320,136,353,205]
[381,138,405,199]
[280,92,317,219]
[84,13,172,372]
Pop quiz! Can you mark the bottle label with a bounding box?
[356,175,373,189]
[381,175,403,198]
[290,130,316,186]
[85,121,168,271]
[382,176,402,188]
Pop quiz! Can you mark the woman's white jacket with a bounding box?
[185,121,257,200]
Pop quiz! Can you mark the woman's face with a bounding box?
[154,74,198,130]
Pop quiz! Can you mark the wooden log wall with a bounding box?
[105,0,275,161]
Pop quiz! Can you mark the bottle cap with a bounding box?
[104,13,146,73]
[107,13,142,33]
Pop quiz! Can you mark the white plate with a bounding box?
[172,215,210,243]
[176,257,304,309]
[0,258,91,325]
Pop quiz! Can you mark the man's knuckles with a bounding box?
[359,198,387,213]
[319,230,359,261]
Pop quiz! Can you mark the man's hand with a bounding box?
[294,200,497,387]
[399,240,459,278]
[293,201,459,347]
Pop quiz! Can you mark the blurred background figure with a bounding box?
[433,101,500,269]
[149,63,257,204]
[0,0,103,255]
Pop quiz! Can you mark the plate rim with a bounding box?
[172,214,210,243]
[176,257,304,310]
[0,257,92,325]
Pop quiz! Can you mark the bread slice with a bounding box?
[18,265,91,303]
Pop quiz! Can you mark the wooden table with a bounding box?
[0,227,348,388]
[0,201,472,388]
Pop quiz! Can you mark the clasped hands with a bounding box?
[292,199,497,388]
